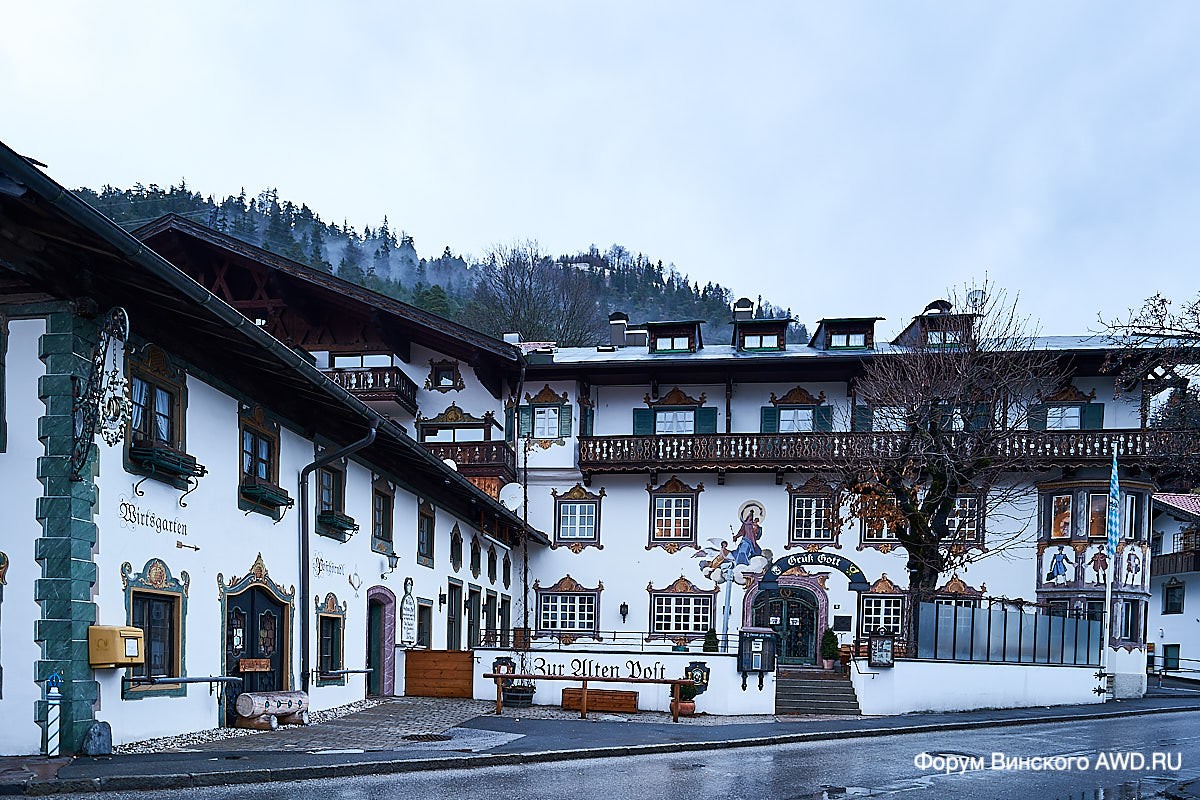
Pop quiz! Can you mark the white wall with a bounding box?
[851,660,1102,715]
[472,648,774,715]
[0,320,50,755]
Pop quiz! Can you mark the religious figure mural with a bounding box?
[695,501,771,585]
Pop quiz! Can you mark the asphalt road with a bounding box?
[40,713,1200,800]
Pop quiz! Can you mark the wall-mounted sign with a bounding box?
[313,555,345,577]
[868,632,895,669]
[239,658,272,672]
[399,577,417,647]
[760,553,870,592]
[530,655,667,680]
[118,497,188,536]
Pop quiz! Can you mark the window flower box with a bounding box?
[130,439,207,479]
[240,475,293,509]
[316,510,359,542]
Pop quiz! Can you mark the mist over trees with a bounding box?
[75,181,806,345]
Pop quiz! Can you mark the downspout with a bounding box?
[299,422,378,692]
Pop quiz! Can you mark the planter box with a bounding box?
[503,685,536,708]
[316,510,358,541]
[240,477,293,509]
[130,440,206,479]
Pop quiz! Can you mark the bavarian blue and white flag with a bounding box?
[1106,453,1121,559]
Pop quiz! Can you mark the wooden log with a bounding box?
[277,710,310,726]
[235,690,309,719]
[235,714,278,731]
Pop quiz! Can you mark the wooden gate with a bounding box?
[404,650,474,698]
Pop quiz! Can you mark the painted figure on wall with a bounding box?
[1088,548,1109,585]
[1123,550,1142,588]
[1047,545,1073,585]
[732,507,763,566]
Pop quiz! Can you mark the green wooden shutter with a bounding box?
[1081,403,1104,430]
[696,407,718,434]
[504,407,515,442]
[1028,405,1047,430]
[558,404,573,438]
[760,406,779,433]
[853,405,873,433]
[813,406,834,432]
[966,403,991,432]
[517,405,533,438]
[580,407,594,437]
[633,408,655,436]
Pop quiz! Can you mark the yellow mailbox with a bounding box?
[88,626,145,668]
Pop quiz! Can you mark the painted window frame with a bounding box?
[371,480,395,553]
[124,344,196,489]
[947,494,983,545]
[417,499,435,568]
[237,405,290,520]
[537,592,599,634]
[552,484,605,551]
[316,592,347,687]
[860,496,903,546]
[647,581,717,640]
[786,478,839,548]
[122,558,189,700]
[449,523,463,573]
[1163,580,1184,615]
[859,594,904,637]
[646,477,703,551]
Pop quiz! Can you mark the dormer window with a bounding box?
[830,332,866,348]
[655,336,690,352]
[927,329,962,348]
[743,333,780,350]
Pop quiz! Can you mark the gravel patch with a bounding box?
[113,698,387,754]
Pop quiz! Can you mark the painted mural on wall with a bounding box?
[694,501,772,586]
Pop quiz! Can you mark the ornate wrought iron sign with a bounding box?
[71,307,131,481]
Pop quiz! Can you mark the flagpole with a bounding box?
[1100,453,1121,698]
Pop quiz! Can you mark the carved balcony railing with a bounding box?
[421,440,518,482]
[1150,550,1200,577]
[323,366,418,414]
[578,429,1192,476]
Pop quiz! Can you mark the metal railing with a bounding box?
[323,366,418,413]
[578,429,1190,474]
[913,601,1103,666]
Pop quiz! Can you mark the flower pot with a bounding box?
[503,684,536,708]
[823,659,836,670]
[673,700,696,717]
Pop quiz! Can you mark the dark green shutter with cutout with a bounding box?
[966,403,991,432]
[517,405,533,438]
[1028,405,1047,430]
[633,407,655,436]
[760,406,779,433]
[696,407,718,434]
[558,404,573,438]
[580,407,594,437]
[504,407,515,442]
[853,405,873,433]
[813,406,834,432]
[1081,403,1104,430]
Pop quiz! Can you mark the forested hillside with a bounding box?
[75,182,806,346]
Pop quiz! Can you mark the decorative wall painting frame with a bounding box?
[1051,494,1072,540]
[1088,494,1108,538]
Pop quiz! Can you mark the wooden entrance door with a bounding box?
[224,587,287,724]
[466,588,481,649]
[753,587,819,665]
[446,583,463,649]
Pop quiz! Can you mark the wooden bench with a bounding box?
[561,687,638,713]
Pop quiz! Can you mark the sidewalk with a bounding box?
[5,692,1200,796]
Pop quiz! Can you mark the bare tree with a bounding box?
[1102,291,1200,486]
[468,241,607,346]
[832,285,1067,625]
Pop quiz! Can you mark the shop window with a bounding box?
[316,592,347,686]
[122,558,188,699]
[860,595,904,636]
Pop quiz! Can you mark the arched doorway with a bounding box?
[366,585,396,696]
[219,554,295,727]
[752,587,820,665]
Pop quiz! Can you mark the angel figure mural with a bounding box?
[693,501,772,652]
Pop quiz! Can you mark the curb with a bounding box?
[25,702,1200,795]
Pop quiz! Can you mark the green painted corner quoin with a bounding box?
[33,308,101,753]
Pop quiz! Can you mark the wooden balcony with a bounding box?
[578,429,1189,478]
[1151,550,1200,577]
[421,440,518,485]
[323,366,418,414]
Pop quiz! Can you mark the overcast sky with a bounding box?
[4,2,1198,336]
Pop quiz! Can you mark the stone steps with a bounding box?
[775,670,861,715]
